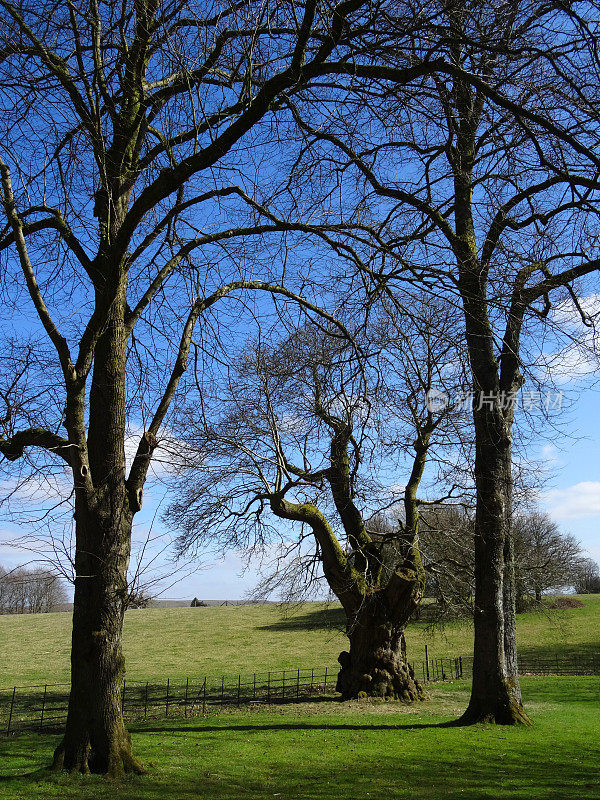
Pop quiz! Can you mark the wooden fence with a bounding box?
[2,650,598,736]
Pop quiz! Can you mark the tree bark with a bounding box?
[52,504,143,775]
[503,523,523,707]
[336,593,423,701]
[458,410,530,725]
[52,280,145,774]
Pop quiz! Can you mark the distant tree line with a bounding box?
[0,565,67,614]
[419,509,597,615]
[573,559,600,595]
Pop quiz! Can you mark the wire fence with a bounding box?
[0,667,339,737]
[1,650,598,737]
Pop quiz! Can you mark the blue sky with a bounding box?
[536,387,600,560]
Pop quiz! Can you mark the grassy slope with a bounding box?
[0,677,599,799]
[1,595,599,687]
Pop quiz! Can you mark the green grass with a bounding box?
[0,677,598,799]
[1,595,599,687]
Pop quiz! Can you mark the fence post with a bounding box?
[297,668,300,700]
[253,673,256,701]
[221,676,224,705]
[459,657,463,678]
[267,672,271,704]
[282,670,285,700]
[185,677,189,718]
[202,678,207,715]
[237,674,241,707]
[311,667,314,691]
[425,646,429,681]
[323,667,328,691]
[39,684,47,731]
[166,678,170,717]
[6,687,16,736]
[144,682,149,720]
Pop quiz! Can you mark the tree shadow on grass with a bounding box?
[1,726,598,800]
[135,719,456,735]
[256,605,346,632]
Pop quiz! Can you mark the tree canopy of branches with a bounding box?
[420,508,586,616]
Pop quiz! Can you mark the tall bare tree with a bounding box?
[0,0,424,774]
[284,0,600,723]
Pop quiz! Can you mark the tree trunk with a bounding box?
[52,279,144,775]
[503,528,523,707]
[459,411,530,725]
[51,500,143,776]
[336,596,423,701]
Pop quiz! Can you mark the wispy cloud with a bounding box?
[543,481,600,520]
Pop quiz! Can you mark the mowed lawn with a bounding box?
[1,595,599,687]
[0,677,598,799]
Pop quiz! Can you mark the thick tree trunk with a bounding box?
[53,279,144,774]
[52,502,143,775]
[459,411,529,725]
[336,597,423,701]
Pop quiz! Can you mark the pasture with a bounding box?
[1,596,598,798]
[1,595,599,686]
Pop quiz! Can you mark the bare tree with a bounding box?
[513,512,582,606]
[0,0,418,774]
[419,505,475,617]
[573,558,600,594]
[168,296,470,700]
[419,508,585,615]
[0,564,67,613]
[283,0,600,724]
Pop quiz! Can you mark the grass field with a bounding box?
[0,677,598,799]
[0,600,599,797]
[1,595,599,687]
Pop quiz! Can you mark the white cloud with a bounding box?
[543,481,600,520]
[539,443,563,467]
[550,294,600,329]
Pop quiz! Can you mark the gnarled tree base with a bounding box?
[51,726,145,778]
[337,646,424,701]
